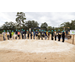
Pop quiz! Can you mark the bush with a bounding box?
[0,31,2,34]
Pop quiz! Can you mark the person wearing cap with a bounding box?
[35,30,38,39]
[38,30,41,40]
[23,30,26,39]
[41,30,44,40]
[58,29,61,41]
[11,30,14,39]
[48,30,50,40]
[2,30,6,41]
[27,30,29,39]
[62,30,65,42]
[15,29,18,39]
[44,30,47,40]
[18,30,20,39]
[29,30,32,39]
[33,30,35,39]
[54,30,57,41]
[7,30,10,40]
[21,29,24,39]
[51,30,54,40]
[9,30,12,39]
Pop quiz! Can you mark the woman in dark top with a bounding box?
[58,29,61,41]
[9,30,12,38]
[51,30,53,40]
[62,30,65,42]
[15,29,18,39]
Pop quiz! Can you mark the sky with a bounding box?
[0,12,75,27]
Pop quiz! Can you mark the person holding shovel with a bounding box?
[44,31,47,40]
[7,30,10,40]
[48,30,50,40]
[58,29,61,41]
[18,30,20,39]
[15,29,18,39]
[54,30,57,41]
[51,30,54,40]
[9,30,12,39]
[21,29,24,39]
[23,30,26,39]
[11,30,14,39]
[27,30,29,39]
[62,30,65,42]
[2,30,6,41]
[35,30,38,39]
[33,30,35,39]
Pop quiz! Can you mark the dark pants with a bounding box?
[51,36,53,40]
[22,34,23,39]
[7,35,9,40]
[18,35,20,39]
[10,34,12,38]
[58,35,61,41]
[28,34,29,39]
[62,37,65,42]
[55,35,56,41]
[41,35,43,40]
[3,36,6,40]
[15,34,17,39]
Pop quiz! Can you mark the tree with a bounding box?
[25,20,39,30]
[47,26,53,30]
[16,12,26,29]
[40,22,48,30]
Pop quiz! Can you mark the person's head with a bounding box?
[58,29,60,31]
[63,30,64,32]
[48,30,50,32]
[54,30,56,31]
[51,30,53,32]
[4,30,5,32]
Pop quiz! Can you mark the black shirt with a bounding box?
[62,32,65,38]
[15,31,18,34]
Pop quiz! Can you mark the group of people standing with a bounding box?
[2,29,65,42]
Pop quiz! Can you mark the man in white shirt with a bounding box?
[7,30,10,40]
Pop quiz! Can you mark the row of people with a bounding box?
[2,29,65,42]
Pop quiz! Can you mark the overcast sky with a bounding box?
[0,12,75,27]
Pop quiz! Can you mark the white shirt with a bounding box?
[7,32,9,35]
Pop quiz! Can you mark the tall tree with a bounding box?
[16,12,26,29]
[40,22,48,30]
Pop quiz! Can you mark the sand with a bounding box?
[0,34,75,62]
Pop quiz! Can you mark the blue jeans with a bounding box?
[33,34,35,39]
[25,34,26,39]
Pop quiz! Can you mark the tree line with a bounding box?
[0,12,75,33]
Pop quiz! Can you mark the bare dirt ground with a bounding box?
[0,34,75,62]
